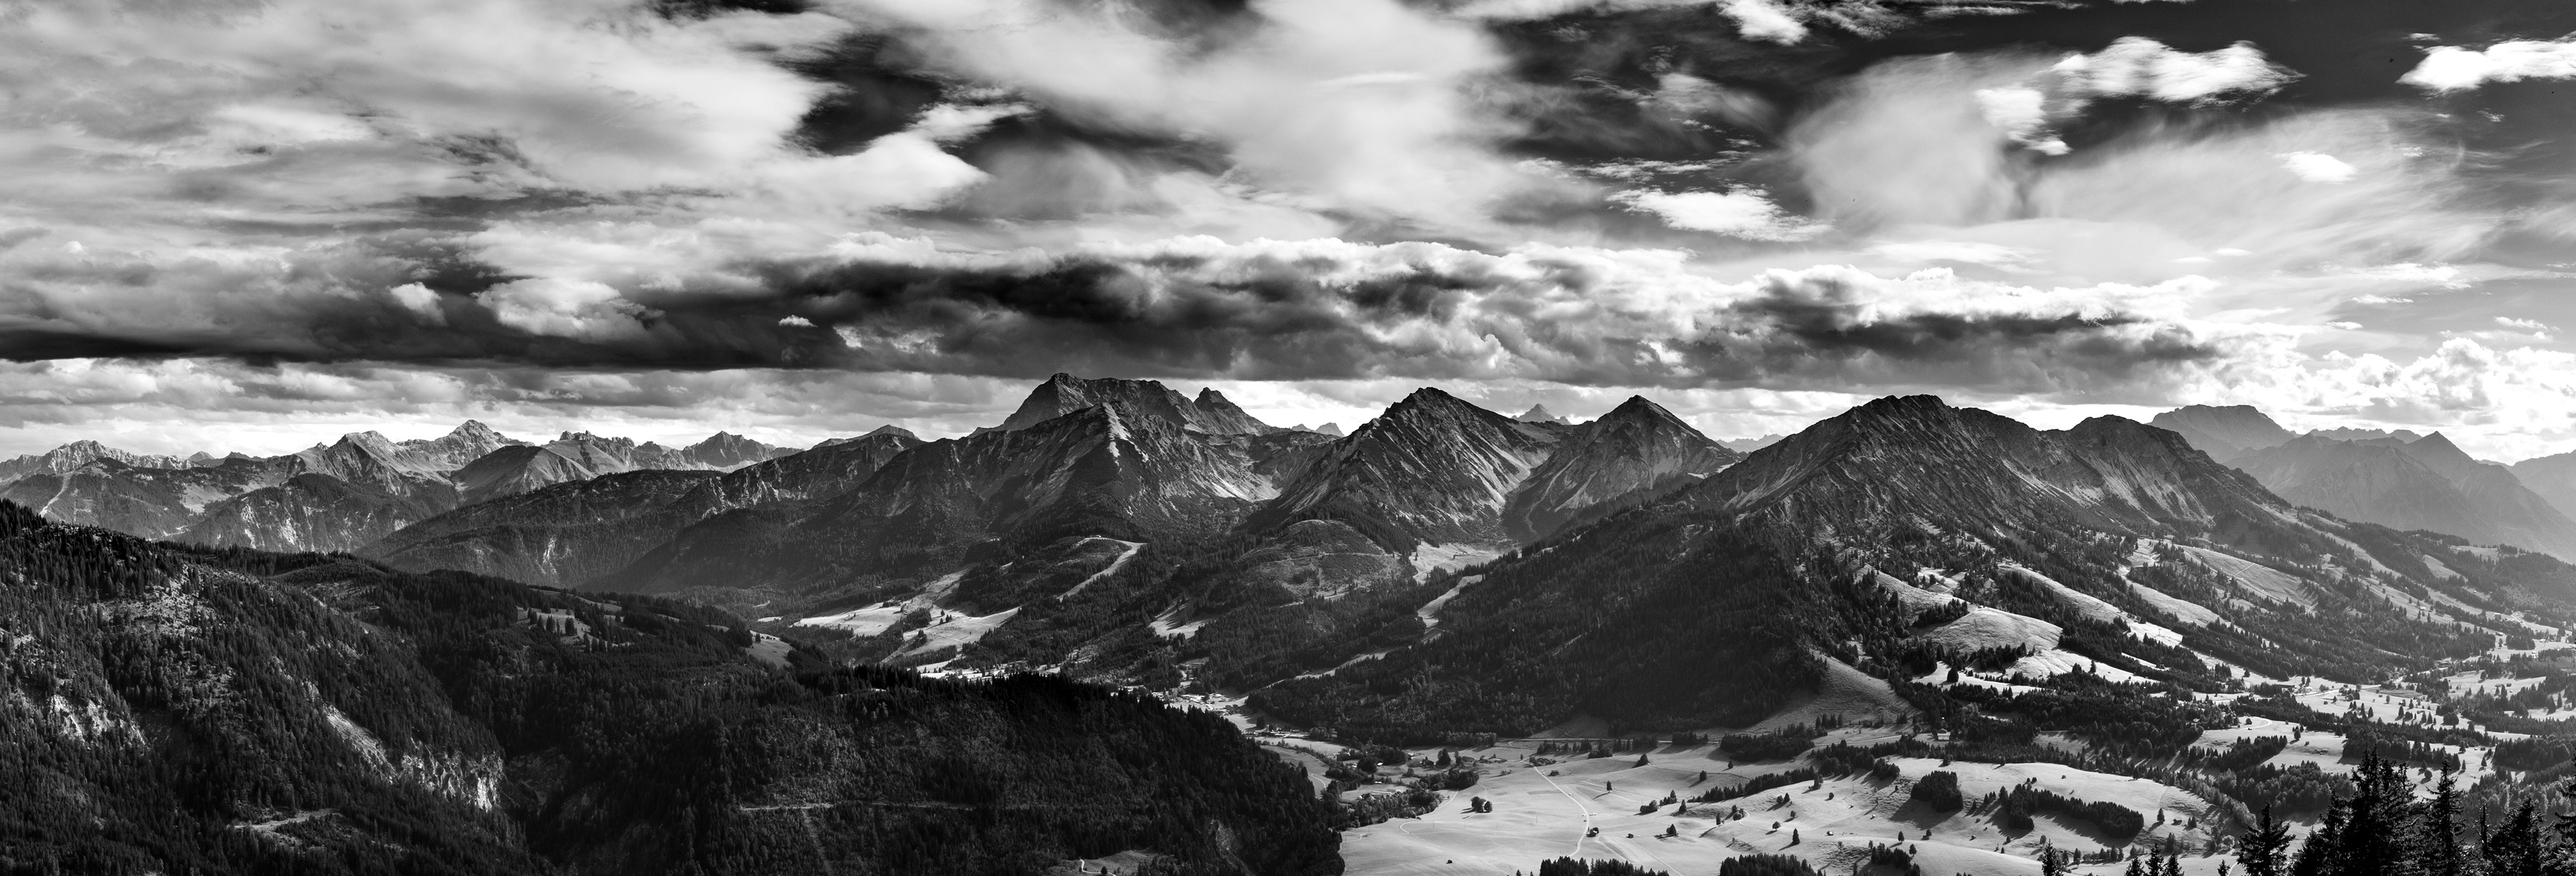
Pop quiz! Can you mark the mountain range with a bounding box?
[19,376,2576,874]
[0,423,799,555]
[2153,404,2576,560]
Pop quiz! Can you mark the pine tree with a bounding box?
[2290,797,2347,876]
[2415,768,2464,876]
[2241,806,2292,876]
[2485,803,2540,876]
[2339,755,2412,876]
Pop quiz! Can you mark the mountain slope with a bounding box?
[366,470,726,587]
[1247,396,2576,743]
[0,501,1340,875]
[2233,435,2576,560]
[2513,450,2576,520]
[451,445,599,505]
[368,429,926,589]
[0,455,286,538]
[606,403,1307,599]
[1499,395,1738,541]
[2148,404,2295,461]
[1251,388,1563,550]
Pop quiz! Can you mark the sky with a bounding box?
[7,0,2576,459]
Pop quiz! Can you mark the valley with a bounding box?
[16,375,2576,875]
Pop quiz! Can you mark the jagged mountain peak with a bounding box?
[445,420,505,441]
[1376,386,1497,421]
[1595,395,1685,427]
[865,424,917,439]
[1185,386,1281,435]
[1517,404,1566,424]
[2406,431,2476,459]
[997,374,1277,435]
[1500,394,1735,541]
[1828,394,1970,431]
[686,431,759,452]
[1260,388,1562,549]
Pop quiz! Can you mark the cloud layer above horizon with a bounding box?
[7,0,2576,458]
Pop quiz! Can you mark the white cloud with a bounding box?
[1975,87,2068,155]
[388,283,447,325]
[1610,188,1829,241]
[2052,37,2300,103]
[2277,151,2359,183]
[475,278,653,341]
[1966,38,2300,156]
[2402,40,2576,92]
[1870,241,2034,267]
[2498,317,2552,331]
[1719,0,1808,44]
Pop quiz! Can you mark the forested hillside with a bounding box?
[0,500,1339,875]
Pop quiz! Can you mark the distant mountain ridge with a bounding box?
[0,421,811,553]
[0,439,198,481]
[2149,405,2576,561]
[2147,404,2295,461]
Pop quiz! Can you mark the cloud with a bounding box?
[1719,0,1808,45]
[2051,38,2300,103]
[1958,38,2300,157]
[1608,189,1829,241]
[2402,40,2576,92]
[476,278,655,342]
[1975,87,2068,156]
[761,235,2237,395]
[2276,152,2359,184]
[0,0,864,205]
[829,0,1566,231]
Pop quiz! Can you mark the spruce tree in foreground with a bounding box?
[2239,806,2292,876]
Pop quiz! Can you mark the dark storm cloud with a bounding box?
[754,242,2225,392]
[0,226,2224,394]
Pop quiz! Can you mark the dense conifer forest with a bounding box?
[0,501,1340,875]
